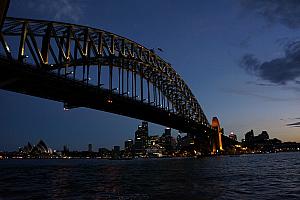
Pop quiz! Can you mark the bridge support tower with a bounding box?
[211,117,223,154]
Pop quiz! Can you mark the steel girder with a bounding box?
[0,17,209,127]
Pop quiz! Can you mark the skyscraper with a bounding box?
[125,139,133,150]
[160,128,173,154]
[63,145,69,152]
[229,132,237,141]
[164,127,171,137]
[88,144,93,152]
[134,121,149,156]
[245,130,254,144]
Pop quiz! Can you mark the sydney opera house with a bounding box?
[19,140,52,154]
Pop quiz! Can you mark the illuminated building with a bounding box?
[19,140,52,154]
[125,139,133,150]
[164,127,171,136]
[148,135,160,146]
[124,139,134,157]
[160,128,173,154]
[98,148,110,158]
[134,121,149,156]
[229,132,237,141]
[146,135,164,157]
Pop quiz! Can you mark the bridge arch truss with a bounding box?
[0,17,210,131]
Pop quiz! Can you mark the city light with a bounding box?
[65,71,74,76]
[107,99,113,103]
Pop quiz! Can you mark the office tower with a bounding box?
[88,144,93,152]
[134,121,149,156]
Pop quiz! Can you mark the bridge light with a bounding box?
[50,64,54,67]
[63,107,69,111]
[65,71,73,76]
[83,77,91,82]
[107,99,113,103]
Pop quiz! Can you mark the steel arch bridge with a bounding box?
[0,16,212,135]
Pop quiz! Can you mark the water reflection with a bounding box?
[0,153,299,200]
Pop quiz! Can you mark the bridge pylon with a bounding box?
[211,117,223,154]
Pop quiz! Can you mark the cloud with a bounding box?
[240,1,300,85]
[240,41,300,85]
[255,83,276,87]
[241,0,300,29]
[285,117,300,127]
[27,0,84,22]
[286,121,300,127]
[246,81,277,87]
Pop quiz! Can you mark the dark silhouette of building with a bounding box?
[229,132,237,141]
[112,146,121,159]
[63,145,69,152]
[134,121,149,156]
[124,139,134,157]
[243,130,272,152]
[98,148,111,158]
[125,139,133,150]
[164,127,171,136]
[88,144,93,152]
[255,131,269,143]
[245,130,254,146]
[160,128,173,154]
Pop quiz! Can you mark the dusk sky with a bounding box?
[1,0,300,151]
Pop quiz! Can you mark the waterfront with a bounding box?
[0,152,299,200]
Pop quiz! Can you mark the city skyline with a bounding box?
[1,0,300,151]
[4,121,299,159]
